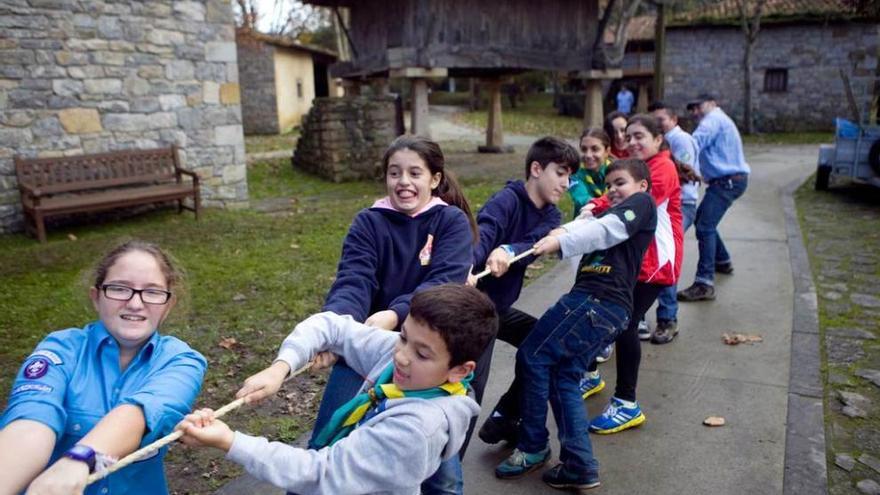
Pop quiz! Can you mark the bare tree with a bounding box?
[592,0,644,69]
[740,0,766,134]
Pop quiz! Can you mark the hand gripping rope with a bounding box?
[86,362,313,485]
[86,246,537,484]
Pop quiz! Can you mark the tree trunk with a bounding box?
[743,40,754,134]
[653,2,666,101]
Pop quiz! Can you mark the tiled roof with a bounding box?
[670,0,863,25]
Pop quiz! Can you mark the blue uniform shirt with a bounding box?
[1,321,206,495]
[692,107,750,181]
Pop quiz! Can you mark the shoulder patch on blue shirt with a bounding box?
[13,383,53,395]
[23,357,52,379]
[624,210,636,222]
[30,349,63,365]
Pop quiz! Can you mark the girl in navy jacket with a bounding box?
[309,135,476,451]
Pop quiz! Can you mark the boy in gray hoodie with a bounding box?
[177,284,498,495]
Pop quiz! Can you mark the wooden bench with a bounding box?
[15,146,200,242]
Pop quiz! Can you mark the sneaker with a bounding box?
[715,262,734,275]
[676,282,716,302]
[589,397,646,434]
[495,446,551,479]
[479,412,519,445]
[542,463,601,491]
[595,344,613,363]
[578,373,605,399]
[637,318,651,340]
[650,319,678,345]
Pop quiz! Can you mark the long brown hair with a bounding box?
[382,135,478,240]
[626,114,700,184]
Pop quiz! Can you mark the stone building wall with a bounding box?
[293,96,396,182]
[0,0,248,234]
[664,22,879,131]
[237,38,279,134]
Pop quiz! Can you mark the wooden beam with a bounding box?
[410,78,430,138]
[478,77,512,153]
[584,79,604,129]
[653,2,667,100]
[390,67,448,78]
[574,69,623,79]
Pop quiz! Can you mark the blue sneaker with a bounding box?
[495,447,551,479]
[589,397,646,434]
[578,373,605,399]
[542,463,601,491]
[595,344,613,363]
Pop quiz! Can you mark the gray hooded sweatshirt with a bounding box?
[226,312,480,495]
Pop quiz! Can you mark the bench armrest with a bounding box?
[176,168,200,185]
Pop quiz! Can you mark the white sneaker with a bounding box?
[637,319,651,340]
[596,344,613,363]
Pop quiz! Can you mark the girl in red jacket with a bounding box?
[581,114,684,434]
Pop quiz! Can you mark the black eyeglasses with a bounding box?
[97,284,172,305]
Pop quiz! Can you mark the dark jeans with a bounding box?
[470,307,536,435]
[656,202,697,322]
[587,282,666,402]
[515,290,629,473]
[424,307,537,493]
[694,175,748,286]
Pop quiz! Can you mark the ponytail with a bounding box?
[435,169,478,241]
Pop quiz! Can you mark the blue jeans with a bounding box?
[516,291,629,474]
[694,175,748,286]
[656,202,697,321]
[308,359,365,448]
[421,455,463,495]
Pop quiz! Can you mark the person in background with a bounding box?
[647,101,701,344]
[616,85,635,115]
[677,94,749,302]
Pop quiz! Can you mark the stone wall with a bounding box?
[0,0,248,234]
[237,38,279,134]
[293,96,396,182]
[664,22,879,131]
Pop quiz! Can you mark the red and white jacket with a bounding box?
[590,149,683,286]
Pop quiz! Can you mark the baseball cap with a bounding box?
[687,93,717,106]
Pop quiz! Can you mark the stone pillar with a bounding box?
[576,69,623,130]
[637,80,650,113]
[410,78,430,137]
[584,79,604,128]
[371,78,390,96]
[478,77,512,153]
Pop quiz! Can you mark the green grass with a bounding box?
[453,93,584,138]
[244,130,300,154]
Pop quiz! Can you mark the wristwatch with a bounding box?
[63,444,96,473]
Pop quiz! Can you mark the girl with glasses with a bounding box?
[0,240,206,495]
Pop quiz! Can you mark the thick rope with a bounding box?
[86,361,313,485]
[87,246,538,484]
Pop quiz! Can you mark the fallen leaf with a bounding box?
[722,333,763,345]
[67,233,77,241]
[232,293,246,302]
[218,337,238,350]
[703,416,726,427]
[290,243,300,249]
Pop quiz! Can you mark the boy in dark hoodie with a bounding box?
[469,137,580,447]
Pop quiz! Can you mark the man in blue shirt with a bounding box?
[616,85,635,115]
[677,93,750,302]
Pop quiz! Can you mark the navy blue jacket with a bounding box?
[474,181,562,313]
[323,203,473,325]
